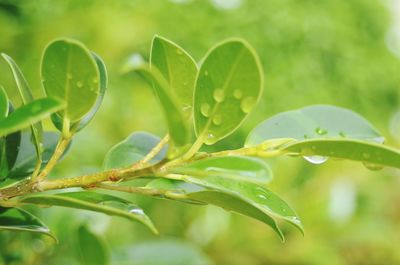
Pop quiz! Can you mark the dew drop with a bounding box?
[200,103,211,117]
[362,162,384,171]
[362,153,371,159]
[213,89,225,103]
[233,89,243,99]
[315,127,327,135]
[129,208,144,215]
[204,133,216,145]
[257,194,267,200]
[240,97,256,113]
[303,156,328,164]
[76,81,83,88]
[204,70,209,76]
[212,115,222,125]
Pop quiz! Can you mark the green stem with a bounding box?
[131,134,169,169]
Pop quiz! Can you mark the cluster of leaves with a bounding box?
[0,36,399,261]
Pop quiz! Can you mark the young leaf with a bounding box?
[41,39,101,128]
[2,53,44,158]
[135,65,190,147]
[0,97,65,137]
[194,39,263,145]
[103,131,167,170]
[171,156,273,185]
[76,225,110,265]
[150,35,197,115]
[246,105,383,146]
[19,191,157,234]
[0,206,55,240]
[283,139,400,169]
[0,86,8,119]
[147,178,285,241]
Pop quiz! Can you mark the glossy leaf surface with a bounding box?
[20,191,157,234]
[0,98,64,137]
[41,39,100,123]
[151,35,197,115]
[104,131,167,170]
[77,225,109,265]
[194,39,263,145]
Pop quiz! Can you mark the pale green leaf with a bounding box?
[77,225,109,265]
[0,86,8,119]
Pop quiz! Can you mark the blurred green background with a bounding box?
[1,0,400,264]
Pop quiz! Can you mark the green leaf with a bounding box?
[103,131,167,170]
[246,105,383,146]
[0,97,65,137]
[282,138,400,169]
[0,206,55,240]
[0,86,8,119]
[20,191,157,234]
[171,156,273,185]
[2,53,44,158]
[150,35,197,116]
[76,224,109,265]
[6,131,69,179]
[41,38,101,126]
[194,39,263,145]
[135,65,190,147]
[0,130,21,182]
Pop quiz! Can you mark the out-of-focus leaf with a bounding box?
[2,53,43,157]
[0,97,64,137]
[41,39,100,126]
[194,39,263,145]
[103,131,167,170]
[150,35,197,116]
[0,86,7,119]
[0,206,55,240]
[135,65,190,148]
[20,191,157,234]
[246,105,383,146]
[171,156,273,185]
[76,224,109,265]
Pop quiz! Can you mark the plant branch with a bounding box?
[130,134,169,170]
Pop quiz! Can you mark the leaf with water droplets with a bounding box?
[170,156,273,185]
[151,35,197,116]
[283,138,400,170]
[41,39,101,132]
[0,206,56,240]
[103,131,167,169]
[0,98,65,137]
[76,224,110,265]
[194,39,263,145]
[2,53,44,158]
[20,191,157,234]
[246,105,383,146]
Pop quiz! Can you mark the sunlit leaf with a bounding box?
[76,224,109,265]
[103,131,167,170]
[41,39,100,126]
[171,156,273,185]
[0,98,65,137]
[0,206,55,240]
[194,39,263,145]
[246,105,383,146]
[0,86,7,119]
[2,53,44,158]
[150,35,197,116]
[20,191,157,234]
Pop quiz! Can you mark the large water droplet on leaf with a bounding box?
[303,156,328,164]
[240,97,256,113]
[212,115,222,125]
[213,89,225,103]
[76,81,83,88]
[315,127,327,135]
[200,103,211,117]
[233,89,243,99]
[204,133,217,145]
[362,162,384,171]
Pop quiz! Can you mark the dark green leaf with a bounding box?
[0,97,65,137]
[41,39,100,126]
[171,156,273,185]
[76,224,109,265]
[20,191,157,234]
[150,35,197,116]
[103,131,167,170]
[194,39,263,145]
[0,206,55,240]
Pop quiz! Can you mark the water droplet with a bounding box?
[315,127,327,135]
[303,156,328,164]
[213,89,225,103]
[129,208,144,215]
[67,73,72,79]
[76,81,83,88]
[363,162,384,171]
[233,89,243,99]
[212,115,222,125]
[362,153,371,159]
[176,49,183,55]
[200,103,211,117]
[240,97,256,113]
[257,194,267,200]
[204,133,216,145]
[204,70,209,76]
